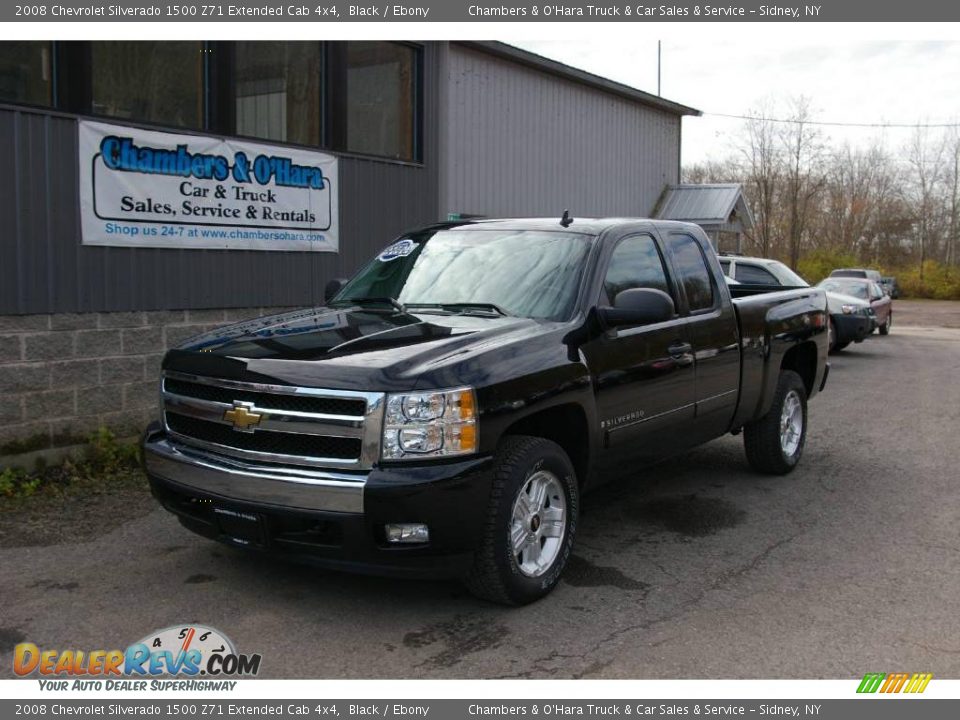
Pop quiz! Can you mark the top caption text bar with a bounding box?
[6,1,960,23]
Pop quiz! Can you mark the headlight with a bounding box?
[841,304,860,314]
[382,387,478,460]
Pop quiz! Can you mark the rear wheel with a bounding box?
[879,312,892,336]
[827,317,837,353]
[466,436,578,605]
[743,370,808,475]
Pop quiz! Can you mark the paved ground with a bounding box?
[2,301,959,679]
[893,298,960,328]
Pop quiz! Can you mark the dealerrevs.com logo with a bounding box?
[13,625,261,690]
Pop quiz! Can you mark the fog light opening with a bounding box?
[385,523,430,544]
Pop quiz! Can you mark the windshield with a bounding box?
[334,229,593,320]
[769,262,809,287]
[819,278,869,299]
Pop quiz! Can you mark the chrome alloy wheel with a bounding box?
[510,470,567,578]
[780,389,803,457]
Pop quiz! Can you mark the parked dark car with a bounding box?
[880,276,900,299]
[830,268,883,284]
[142,218,828,605]
[719,255,872,353]
[818,277,893,335]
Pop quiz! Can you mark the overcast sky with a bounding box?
[512,39,960,168]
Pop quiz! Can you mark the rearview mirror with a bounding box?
[599,288,675,329]
[324,278,348,303]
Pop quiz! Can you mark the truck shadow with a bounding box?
[580,438,749,538]
[230,442,742,591]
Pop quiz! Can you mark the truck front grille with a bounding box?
[160,371,384,470]
[165,414,362,460]
[164,378,367,417]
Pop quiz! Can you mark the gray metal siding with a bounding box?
[0,45,440,315]
[442,45,680,220]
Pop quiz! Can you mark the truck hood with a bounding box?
[162,305,566,392]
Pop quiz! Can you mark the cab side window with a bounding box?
[666,234,716,311]
[602,234,671,306]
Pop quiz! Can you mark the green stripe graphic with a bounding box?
[857,673,886,693]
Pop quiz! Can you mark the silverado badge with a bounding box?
[223,401,263,432]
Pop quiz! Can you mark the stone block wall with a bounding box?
[0,307,295,462]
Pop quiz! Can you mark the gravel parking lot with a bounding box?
[2,300,959,679]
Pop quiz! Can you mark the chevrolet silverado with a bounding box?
[142,218,829,604]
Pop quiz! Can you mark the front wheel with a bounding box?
[466,436,579,605]
[743,370,808,475]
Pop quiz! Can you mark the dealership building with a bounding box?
[0,40,699,463]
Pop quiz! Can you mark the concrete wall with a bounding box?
[0,307,292,461]
[439,44,682,220]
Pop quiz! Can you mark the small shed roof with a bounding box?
[655,184,755,228]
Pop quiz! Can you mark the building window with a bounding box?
[343,42,418,161]
[0,42,52,106]
[0,40,423,164]
[91,42,203,129]
[234,42,323,146]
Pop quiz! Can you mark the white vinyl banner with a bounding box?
[78,120,339,252]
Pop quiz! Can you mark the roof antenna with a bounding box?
[560,209,574,228]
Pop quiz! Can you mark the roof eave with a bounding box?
[456,41,702,117]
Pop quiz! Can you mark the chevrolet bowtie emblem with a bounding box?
[223,401,263,432]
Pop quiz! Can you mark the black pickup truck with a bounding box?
[142,218,829,605]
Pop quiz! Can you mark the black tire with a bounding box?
[827,317,837,353]
[465,435,579,606]
[835,341,850,352]
[879,313,892,336]
[743,370,808,475]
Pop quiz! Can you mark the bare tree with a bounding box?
[779,97,828,268]
[867,145,912,267]
[946,126,960,267]
[903,126,946,279]
[819,144,871,253]
[681,158,739,184]
[682,103,958,278]
[736,100,782,258]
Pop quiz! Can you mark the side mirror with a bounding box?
[599,288,675,329]
[324,278,348,303]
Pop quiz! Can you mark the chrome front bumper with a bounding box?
[142,431,366,514]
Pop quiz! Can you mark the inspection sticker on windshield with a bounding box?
[378,238,416,262]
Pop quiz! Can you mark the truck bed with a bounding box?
[729,285,829,430]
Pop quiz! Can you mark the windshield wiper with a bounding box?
[334,297,407,313]
[406,302,513,317]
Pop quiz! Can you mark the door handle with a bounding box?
[668,341,692,357]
